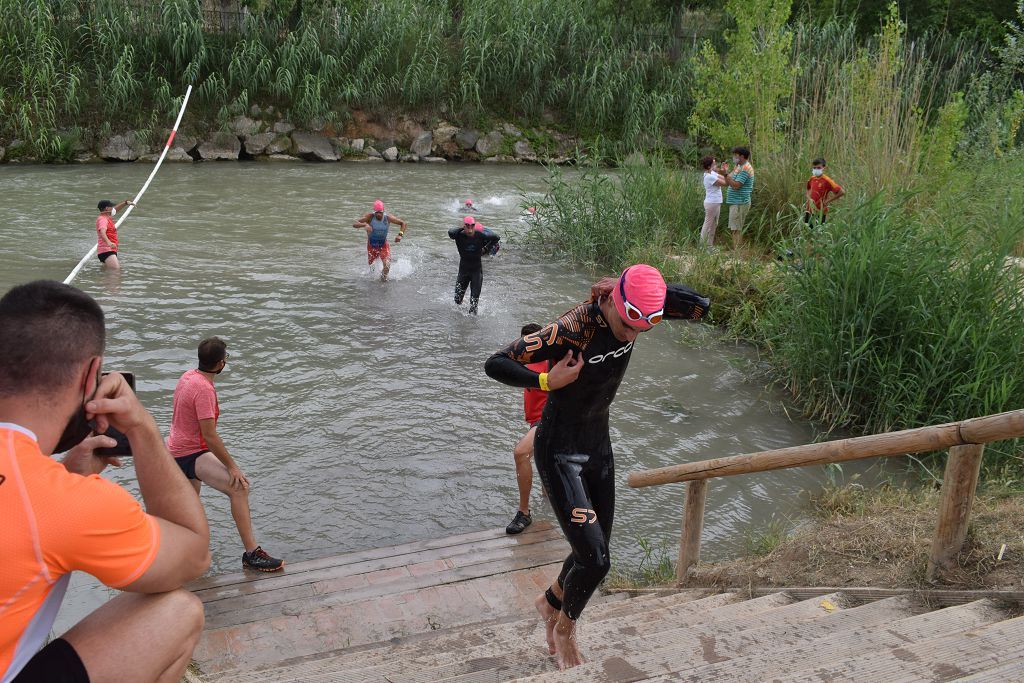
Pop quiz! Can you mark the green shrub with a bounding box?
[762,191,1024,473]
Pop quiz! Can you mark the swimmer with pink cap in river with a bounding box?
[448,215,500,314]
[352,199,408,281]
[485,266,710,670]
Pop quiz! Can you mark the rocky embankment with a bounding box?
[0,109,609,165]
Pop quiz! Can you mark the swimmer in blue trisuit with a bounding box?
[449,216,500,314]
[485,266,709,669]
[352,200,408,281]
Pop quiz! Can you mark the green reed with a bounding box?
[762,182,1024,472]
[0,0,703,155]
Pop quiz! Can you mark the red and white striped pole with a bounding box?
[64,84,194,285]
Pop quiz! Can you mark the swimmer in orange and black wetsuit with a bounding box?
[485,266,709,670]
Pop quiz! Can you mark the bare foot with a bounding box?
[553,614,584,670]
[534,593,558,655]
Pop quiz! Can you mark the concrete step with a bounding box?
[949,658,1024,681]
[659,599,1011,683]
[771,613,1024,682]
[509,592,858,682]
[204,535,569,629]
[191,522,560,593]
[209,591,724,682]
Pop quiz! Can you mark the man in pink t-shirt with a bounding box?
[168,337,284,571]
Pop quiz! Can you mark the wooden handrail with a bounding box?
[628,408,1024,489]
[627,408,1024,585]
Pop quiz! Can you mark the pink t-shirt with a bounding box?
[167,369,220,457]
[96,215,117,254]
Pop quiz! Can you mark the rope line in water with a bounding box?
[63,85,194,286]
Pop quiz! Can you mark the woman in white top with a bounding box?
[700,156,728,247]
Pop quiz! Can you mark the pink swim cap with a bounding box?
[465,199,473,206]
[611,265,667,330]
[373,200,384,212]
[464,215,476,225]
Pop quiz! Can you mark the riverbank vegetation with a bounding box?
[688,481,1024,590]
[530,2,1024,479]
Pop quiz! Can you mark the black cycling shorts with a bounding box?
[97,251,117,263]
[14,638,88,683]
[174,450,208,480]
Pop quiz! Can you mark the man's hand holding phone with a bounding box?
[86,372,157,456]
[62,433,122,476]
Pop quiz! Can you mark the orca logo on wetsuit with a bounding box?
[571,507,598,524]
[587,341,633,365]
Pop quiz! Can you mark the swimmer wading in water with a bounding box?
[484,265,709,670]
[353,200,407,281]
[449,215,500,314]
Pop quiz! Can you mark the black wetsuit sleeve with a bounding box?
[485,306,586,389]
[664,283,711,321]
[448,227,461,239]
[481,228,500,247]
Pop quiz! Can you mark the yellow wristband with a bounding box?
[538,372,549,392]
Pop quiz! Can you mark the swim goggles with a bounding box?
[619,270,664,326]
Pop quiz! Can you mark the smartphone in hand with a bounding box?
[94,372,135,457]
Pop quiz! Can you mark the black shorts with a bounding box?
[14,637,88,682]
[174,451,207,480]
[97,251,117,263]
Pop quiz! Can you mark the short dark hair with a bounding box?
[730,146,750,159]
[97,199,115,211]
[812,157,826,166]
[521,323,542,336]
[0,281,105,397]
[198,337,227,371]
[700,155,715,170]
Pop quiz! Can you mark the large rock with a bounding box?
[197,132,241,160]
[455,129,479,151]
[433,124,459,144]
[244,132,276,156]
[99,133,147,161]
[422,156,447,163]
[172,133,198,154]
[482,154,518,164]
[272,121,295,134]
[231,115,260,137]
[0,145,5,163]
[382,146,399,161]
[410,132,433,158]
[399,154,418,163]
[265,154,299,162]
[513,140,536,161]
[500,123,523,137]
[266,135,291,155]
[475,131,504,157]
[350,138,365,152]
[291,132,338,161]
[162,147,193,162]
[365,145,382,158]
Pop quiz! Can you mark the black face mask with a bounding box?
[53,368,100,455]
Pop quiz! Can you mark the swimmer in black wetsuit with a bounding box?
[449,215,500,314]
[484,265,709,670]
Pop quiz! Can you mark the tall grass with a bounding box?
[0,0,708,155]
[762,183,1024,472]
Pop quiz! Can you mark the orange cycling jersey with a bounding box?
[0,425,160,680]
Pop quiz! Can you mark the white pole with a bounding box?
[63,85,194,286]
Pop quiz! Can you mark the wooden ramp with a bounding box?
[191,525,1024,682]
[190,521,577,677]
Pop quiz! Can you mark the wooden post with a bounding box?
[677,479,708,585]
[927,444,984,581]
